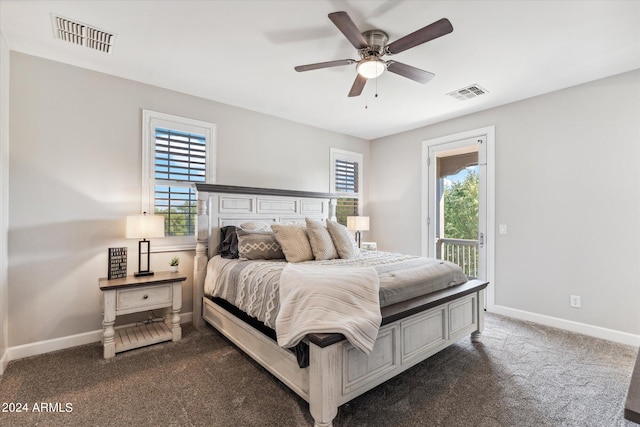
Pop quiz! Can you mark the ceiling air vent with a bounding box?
[52,14,115,53]
[447,84,488,101]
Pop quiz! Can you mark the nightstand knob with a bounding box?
[143,295,149,299]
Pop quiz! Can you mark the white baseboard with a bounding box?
[0,348,8,375]
[3,312,194,368]
[181,311,193,324]
[489,305,640,347]
[4,307,636,370]
[8,329,103,362]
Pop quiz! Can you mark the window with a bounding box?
[142,110,216,248]
[330,148,363,225]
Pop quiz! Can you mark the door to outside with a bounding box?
[431,140,482,278]
[422,127,493,297]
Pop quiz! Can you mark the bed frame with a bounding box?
[193,183,487,427]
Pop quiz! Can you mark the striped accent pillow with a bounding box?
[271,223,314,263]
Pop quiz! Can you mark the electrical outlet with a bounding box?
[570,295,581,308]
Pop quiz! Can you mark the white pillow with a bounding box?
[240,221,274,232]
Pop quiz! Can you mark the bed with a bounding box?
[192,183,488,427]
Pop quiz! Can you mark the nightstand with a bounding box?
[99,271,187,359]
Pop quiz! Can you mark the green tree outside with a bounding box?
[155,203,197,236]
[444,169,478,240]
[336,198,358,226]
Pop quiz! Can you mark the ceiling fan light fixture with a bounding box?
[357,59,385,79]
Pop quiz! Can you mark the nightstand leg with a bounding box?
[172,309,181,341]
[172,281,182,341]
[103,320,116,358]
[103,290,116,359]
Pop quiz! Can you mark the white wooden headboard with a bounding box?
[192,183,338,327]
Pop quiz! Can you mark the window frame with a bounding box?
[142,110,216,251]
[330,148,363,224]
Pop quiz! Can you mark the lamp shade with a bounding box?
[126,214,165,239]
[347,216,370,232]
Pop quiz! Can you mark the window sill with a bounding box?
[150,243,196,253]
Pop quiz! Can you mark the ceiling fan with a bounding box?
[294,11,453,97]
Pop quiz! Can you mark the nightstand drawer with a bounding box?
[117,283,172,311]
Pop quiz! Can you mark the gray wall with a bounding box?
[7,52,369,347]
[6,50,639,351]
[369,70,640,336]
[0,33,9,371]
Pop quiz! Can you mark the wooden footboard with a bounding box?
[202,280,487,427]
[203,296,310,400]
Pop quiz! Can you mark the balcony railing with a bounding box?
[437,238,479,278]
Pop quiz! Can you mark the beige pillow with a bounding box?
[326,219,360,259]
[271,223,314,263]
[305,218,338,260]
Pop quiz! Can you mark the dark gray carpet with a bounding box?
[0,313,637,427]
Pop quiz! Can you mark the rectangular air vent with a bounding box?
[447,84,488,101]
[52,14,115,53]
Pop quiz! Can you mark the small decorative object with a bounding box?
[108,247,127,279]
[169,256,179,272]
[125,212,165,277]
[347,216,370,248]
[361,242,377,251]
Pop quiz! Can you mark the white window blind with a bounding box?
[335,158,359,225]
[142,110,216,249]
[330,148,363,225]
[153,128,206,237]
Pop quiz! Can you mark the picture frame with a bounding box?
[108,247,127,279]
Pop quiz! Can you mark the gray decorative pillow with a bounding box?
[271,223,314,263]
[237,229,285,260]
[326,219,360,260]
[305,218,338,260]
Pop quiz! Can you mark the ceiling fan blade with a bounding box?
[348,74,367,97]
[387,61,435,84]
[294,59,355,72]
[328,11,369,50]
[386,18,453,55]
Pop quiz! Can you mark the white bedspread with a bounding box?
[204,251,468,332]
[275,263,382,354]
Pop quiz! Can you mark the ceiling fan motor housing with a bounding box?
[360,30,389,58]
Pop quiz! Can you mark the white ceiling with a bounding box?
[1,0,639,140]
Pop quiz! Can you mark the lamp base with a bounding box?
[134,271,155,277]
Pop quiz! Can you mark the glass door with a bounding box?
[427,136,487,281]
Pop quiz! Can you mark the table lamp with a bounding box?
[126,213,165,277]
[347,216,369,248]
